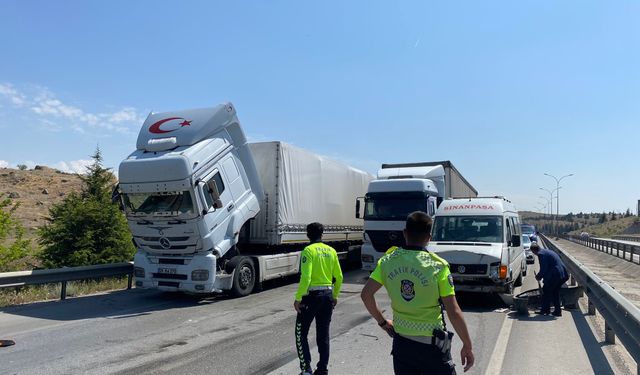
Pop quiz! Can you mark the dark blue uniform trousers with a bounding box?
[295,289,333,374]
[541,276,563,314]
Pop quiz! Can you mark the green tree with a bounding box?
[38,148,135,268]
[0,196,32,271]
[599,212,607,224]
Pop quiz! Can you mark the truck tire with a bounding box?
[228,256,256,297]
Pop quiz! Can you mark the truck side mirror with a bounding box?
[355,199,361,219]
[511,234,521,247]
[111,184,124,211]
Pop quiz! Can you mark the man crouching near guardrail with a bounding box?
[531,242,569,317]
[361,211,474,374]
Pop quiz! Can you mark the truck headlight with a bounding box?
[134,267,145,278]
[191,269,209,281]
[489,262,499,279]
[363,232,370,242]
[195,239,203,250]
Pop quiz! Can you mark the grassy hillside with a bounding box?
[567,216,639,238]
[519,210,638,236]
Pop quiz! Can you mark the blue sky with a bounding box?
[1,1,639,214]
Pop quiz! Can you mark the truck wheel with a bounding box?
[228,257,256,297]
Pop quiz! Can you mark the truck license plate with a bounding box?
[158,267,177,275]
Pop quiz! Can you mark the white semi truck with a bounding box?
[357,161,477,271]
[117,103,372,296]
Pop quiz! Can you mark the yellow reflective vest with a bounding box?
[295,242,343,301]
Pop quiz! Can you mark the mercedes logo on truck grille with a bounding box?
[159,237,172,249]
[388,232,398,241]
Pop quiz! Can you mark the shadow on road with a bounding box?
[455,292,509,312]
[0,267,366,322]
[0,288,226,321]
[505,309,615,374]
[571,310,616,375]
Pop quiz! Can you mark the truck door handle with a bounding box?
[227,203,234,212]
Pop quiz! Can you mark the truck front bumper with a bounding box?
[451,275,512,294]
[134,250,232,293]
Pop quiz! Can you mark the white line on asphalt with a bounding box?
[483,312,514,375]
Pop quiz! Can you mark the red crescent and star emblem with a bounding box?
[148,117,192,134]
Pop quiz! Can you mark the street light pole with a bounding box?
[538,197,550,215]
[544,173,574,234]
[540,188,560,233]
[539,188,554,216]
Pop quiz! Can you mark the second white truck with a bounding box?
[117,103,372,296]
[357,161,477,271]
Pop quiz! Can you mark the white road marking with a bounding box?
[483,311,514,375]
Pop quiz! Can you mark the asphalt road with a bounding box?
[0,243,628,375]
[0,266,514,375]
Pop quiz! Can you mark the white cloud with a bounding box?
[53,159,93,174]
[23,161,37,170]
[0,83,26,106]
[0,159,94,174]
[0,82,144,135]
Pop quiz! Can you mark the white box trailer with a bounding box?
[380,161,478,204]
[246,142,372,246]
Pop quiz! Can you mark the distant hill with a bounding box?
[568,216,640,238]
[0,166,84,240]
[519,210,638,236]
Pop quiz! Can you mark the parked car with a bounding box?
[522,234,534,264]
[580,232,591,239]
[521,224,537,242]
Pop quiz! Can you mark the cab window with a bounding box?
[203,171,226,209]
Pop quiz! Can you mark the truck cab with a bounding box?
[358,166,442,271]
[428,197,526,295]
[118,103,262,294]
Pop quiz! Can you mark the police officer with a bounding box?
[531,242,569,317]
[294,222,344,375]
[361,211,474,374]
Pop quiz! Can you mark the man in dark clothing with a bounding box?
[531,242,569,317]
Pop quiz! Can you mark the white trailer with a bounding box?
[117,103,371,296]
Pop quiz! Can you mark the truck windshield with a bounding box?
[123,191,196,218]
[364,194,427,221]
[432,215,503,243]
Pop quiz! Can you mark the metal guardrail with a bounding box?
[0,263,133,300]
[564,235,640,265]
[613,234,640,243]
[542,234,640,374]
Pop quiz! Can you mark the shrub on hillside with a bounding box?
[38,148,135,268]
[0,196,33,272]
